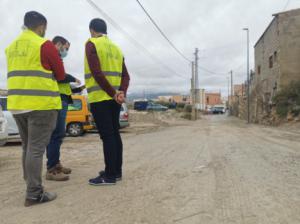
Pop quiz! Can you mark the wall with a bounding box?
[278,9,300,89]
[250,8,300,123]
[205,93,222,106]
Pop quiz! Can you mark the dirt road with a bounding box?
[1,115,300,224]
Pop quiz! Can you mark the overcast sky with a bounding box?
[1,0,300,97]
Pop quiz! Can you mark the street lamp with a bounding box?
[227,76,230,113]
[243,28,250,124]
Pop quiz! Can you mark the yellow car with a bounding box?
[66,95,94,137]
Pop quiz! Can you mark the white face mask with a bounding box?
[60,48,68,58]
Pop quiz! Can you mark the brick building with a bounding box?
[157,95,190,104]
[250,8,300,122]
[205,92,222,107]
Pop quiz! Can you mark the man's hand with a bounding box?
[114,91,125,104]
[75,79,81,85]
[117,92,125,104]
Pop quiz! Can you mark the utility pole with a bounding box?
[230,70,233,115]
[194,48,199,119]
[227,77,230,111]
[230,71,233,98]
[191,61,196,120]
[195,48,199,90]
[243,28,250,123]
[191,61,195,104]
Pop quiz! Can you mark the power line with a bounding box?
[135,0,191,63]
[86,0,188,80]
[87,0,228,81]
[198,66,227,75]
[283,0,291,10]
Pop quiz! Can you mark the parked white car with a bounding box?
[0,97,20,146]
[0,106,8,146]
[119,103,129,128]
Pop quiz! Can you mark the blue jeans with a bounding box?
[46,100,68,170]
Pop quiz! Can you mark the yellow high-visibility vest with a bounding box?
[5,30,61,110]
[84,36,123,103]
[58,83,72,96]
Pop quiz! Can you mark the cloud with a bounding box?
[1,0,299,97]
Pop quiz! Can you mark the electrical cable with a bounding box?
[86,0,188,80]
[283,0,291,10]
[135,0,191,63]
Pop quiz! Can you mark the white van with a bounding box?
[0,97,20,146]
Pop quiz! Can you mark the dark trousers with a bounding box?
[46,100,68,170]
[90,100,123,179]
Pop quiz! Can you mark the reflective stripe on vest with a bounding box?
[7,70,55,80]
[87,85,120,94]
[8,89,60,97]
[84,36,123,103]
[5,30,61,110]
[84,72,121,79]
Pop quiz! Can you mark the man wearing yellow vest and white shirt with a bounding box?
[85,18,130,186]
[5,11,65,206]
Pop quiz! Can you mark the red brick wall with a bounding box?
[205,93,222,106]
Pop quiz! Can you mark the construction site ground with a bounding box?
[1,111,300,224]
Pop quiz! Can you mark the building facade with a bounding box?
[157,95,190,104]
[205,92,222,107]
[251,8,300,122]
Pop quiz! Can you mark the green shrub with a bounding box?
[273,81,300,117]
[184,104,192,113]
[292,105,300,116]
[176,103,185,109]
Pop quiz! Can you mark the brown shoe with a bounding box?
[56,163,72,175]
[46,167,69,181]
[24,192,57,207]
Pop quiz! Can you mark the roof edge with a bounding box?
[255,8,300,48]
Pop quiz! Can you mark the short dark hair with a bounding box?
[24,11,47,29]
[52,36,69,45]
[89,18,107,34]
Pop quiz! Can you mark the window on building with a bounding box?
[274,51,278,62]
[257,65,261,75]
[269,56,273,68]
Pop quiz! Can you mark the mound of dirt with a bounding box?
[128,110,186,126]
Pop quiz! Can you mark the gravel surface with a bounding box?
[0,114,300,224]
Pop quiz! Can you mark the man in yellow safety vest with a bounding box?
[85,18,130,186]
[5,11,65,206]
